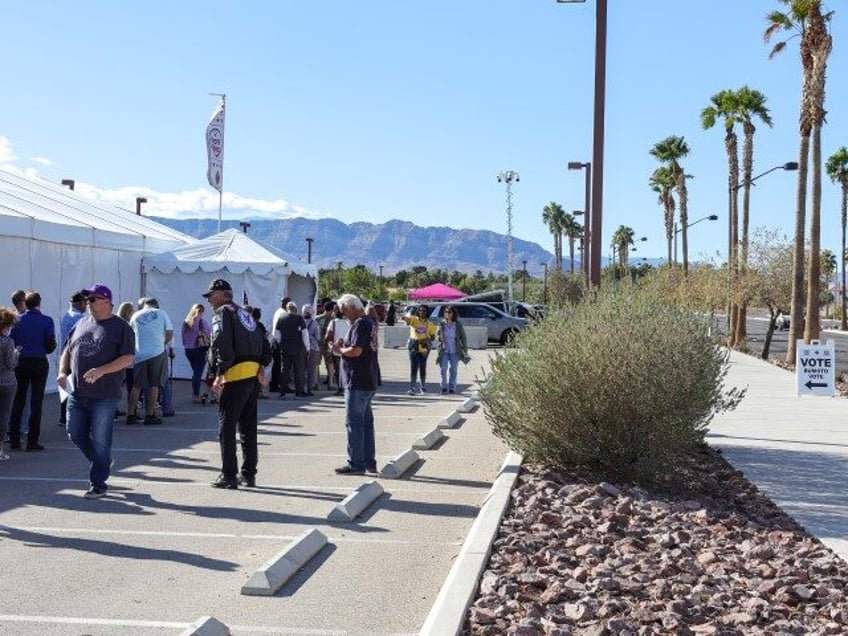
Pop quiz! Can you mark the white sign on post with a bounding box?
[796,339,836,397]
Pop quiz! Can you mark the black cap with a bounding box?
[70,291,86,303]
[202,279,232,298]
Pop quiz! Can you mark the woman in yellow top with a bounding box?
[407,305,437,395]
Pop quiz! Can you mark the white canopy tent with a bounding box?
[0,168,193,390]
[142,229,317,379]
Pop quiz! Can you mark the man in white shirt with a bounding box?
[127,298,173,425]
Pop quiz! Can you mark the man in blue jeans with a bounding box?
[58,284,135,499]
[331,294,378,475]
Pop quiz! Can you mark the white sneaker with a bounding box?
[407,387,416,395]
[419,385,426,395]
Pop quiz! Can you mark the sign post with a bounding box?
[796,339,836,397]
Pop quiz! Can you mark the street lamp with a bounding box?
[496,170,520,306]
[726,161,798,328]
[542,262,548,305]
[60,179,75,191]
[522,260,528,301]
[560,0,607,288]
[336,261,343,295]
[239,221,251,234]
[379,265,384,297]
[306,237,314,264]
[674,214,718,264]
[568,163,592,286]
[135,197,147,216]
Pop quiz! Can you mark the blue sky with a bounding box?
[1,1,846,274]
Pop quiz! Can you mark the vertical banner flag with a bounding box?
[206,99,225,192]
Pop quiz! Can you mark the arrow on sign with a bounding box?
[805,380,828,389]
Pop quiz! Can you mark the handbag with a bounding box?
[195,320,210,348]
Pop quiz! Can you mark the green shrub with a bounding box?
[479,285,744,481]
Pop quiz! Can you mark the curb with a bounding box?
[328,480,384,521]
[241,528,328,596]
[419,450,523,636]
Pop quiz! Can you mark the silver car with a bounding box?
[430,302,526,345]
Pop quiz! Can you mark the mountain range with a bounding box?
[151,216,561,275]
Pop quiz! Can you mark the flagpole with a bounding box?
[207,92,226,233]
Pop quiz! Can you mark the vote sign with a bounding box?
[796,339,836,397]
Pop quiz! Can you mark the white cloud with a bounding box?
[0,136,329,221]
[0,136,18,164]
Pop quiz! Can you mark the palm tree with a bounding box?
[562,214,583,274]
[611,225,635,276]
[734,86,774,344]
[542,201,566,270]
[649,166,676,266]
[650,136,692,274]
[826,147,848,329]
[821,248,837,318]
[701,89,742,345]
[766,1,834,361]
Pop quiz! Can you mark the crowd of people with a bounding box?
[1,284,470,496]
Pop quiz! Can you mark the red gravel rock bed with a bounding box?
[462,447,848,635]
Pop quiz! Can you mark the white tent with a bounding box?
[0,168,193,390]
[142,229,317,379]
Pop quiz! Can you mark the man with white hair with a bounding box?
[330,293,378,475]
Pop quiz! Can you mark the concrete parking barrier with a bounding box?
[456,398,477,413]
[437,410,463,429]
[380,448,420,479]
[413,427,446,450]
[328,480,384,522]
[179,616,230,636]
[241,528,328,596]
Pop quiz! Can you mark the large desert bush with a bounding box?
[480,285,743,481]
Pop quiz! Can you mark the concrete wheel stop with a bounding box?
[241,528,328,596]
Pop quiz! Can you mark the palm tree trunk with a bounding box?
[787,134,810,365]
[568,238,575,274]
[841,189,847,331]
[734,125,755,346]
[805,123,823,342]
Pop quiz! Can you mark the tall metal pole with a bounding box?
[306,237,313,264]
[497,170,519,306]
[522,260,528,301]
[589,0,608,287]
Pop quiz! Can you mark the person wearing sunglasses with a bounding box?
[58,284,135,499]
[406,304,436,395]
[436,306,468,394]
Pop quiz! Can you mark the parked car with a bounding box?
[429,302,527,345]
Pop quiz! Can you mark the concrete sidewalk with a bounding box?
[707,349,848,563]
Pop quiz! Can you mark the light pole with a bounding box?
[521,260,528,301]
[568,163,591,287]
[239,221,251,234]
[379,265,384,297]
[135,197,147,216]
[726,161,799,328]
[497,170,519,306]
[560,0,607,288]
[61,179,75,191]
[542,262,548,305]
[674,214,718,265]
[336,261,343,295]
[306,237,313,264]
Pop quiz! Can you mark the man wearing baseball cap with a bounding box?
[203,278,272,489]
[58,284,135,499]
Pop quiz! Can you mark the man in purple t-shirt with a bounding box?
[58,284,135,499]
[331,293,378,475]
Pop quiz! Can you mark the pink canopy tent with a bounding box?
[407,282,467,301]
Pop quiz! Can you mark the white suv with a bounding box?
[429,303,526,345]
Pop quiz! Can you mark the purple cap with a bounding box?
[83,284,113,302]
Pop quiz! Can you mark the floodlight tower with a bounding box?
[497,170,520,306]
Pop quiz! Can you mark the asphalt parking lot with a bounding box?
[0,346,509,636]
